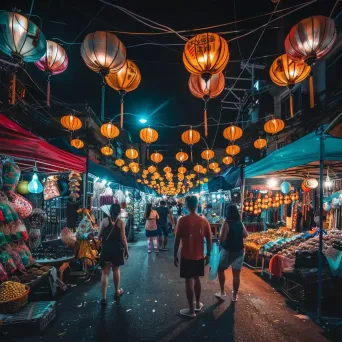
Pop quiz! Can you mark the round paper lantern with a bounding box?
[204,177,209,183]
[201,149,215,161]
[280,181,291,194]
[301,182,311,193]
[178,173,185,180]
[130,164,140,173]
[0,12,47,105]
[264,118,285,135]
[17,180,29,195]
[115,159,125,167]
[270,54,310,116]
[209,162,219,170]
[140,127,158,144]
[178,166,187,174]
[143,169,149,175]
[181,128,201,145]
[214,167,221,174]
[303,178,318,189]
[254,138,267,150]
[183,32,229,78]
[122,165,129,172]
[106,60,141,128]
[226,145,240,156]
[148,165,157,174]
[35,40,68,107]
[194,164,204,173]
[70,138,84,149]
[137,179,142,183]
[223,125,243,141]
[125,148,139,160]
[163,166,172,173]
[81,31,126,121]
[150,152,163,164]
[61,114,82,131]
[331,198,339,209]
[101,145,113,156]
[129,162,138,169]
[100,122,120,139]
[176,151,189,163]
[222,156,233,165]
[201,168,207,175]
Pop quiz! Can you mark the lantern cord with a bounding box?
[329,0,340,17]
[289,94,294,118]
[204,109,208,138]
[309,75,315,109]
[46,74,51,108]
[120,101,124,129]
[101,81,106,122]
[28,0,35,20]
[11,73,16,105]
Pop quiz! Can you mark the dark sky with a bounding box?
[5,0,340,167]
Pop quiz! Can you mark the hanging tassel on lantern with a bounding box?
[190,146,193,163]
[309,73,314,109]
[147,144,150,160]
[203,97,209,137]
[119,90,126,129]
[100,71,108,122]
[289,94,294,117]
[46,72,51,107]
[10,72,16,105]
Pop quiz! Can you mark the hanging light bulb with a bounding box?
[28,174,43,194]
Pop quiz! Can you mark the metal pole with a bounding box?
[84,149,90,209]
[240,165,245,218]
[317,128,324,322]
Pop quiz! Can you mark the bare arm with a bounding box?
[219,222,229,245]
[242,223,249,238]
[205,221,212,256]
[173,220,182,266]
[168,211,174,226]
[119,219,128,253]
[97,218,107,239]
[155,210,159,220]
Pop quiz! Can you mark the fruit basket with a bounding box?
[0,282,30,314]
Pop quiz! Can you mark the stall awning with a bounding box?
[0,114,86,173]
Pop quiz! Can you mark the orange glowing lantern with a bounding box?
[181,127,201,161]
[226,145,240,156]
[194,164,204,173]
[125,148,139,160]
[223,125,243,141]
[139,127,158,159]
[115,159,125,167]
[148,165,157,174]
[70,138,84,149]
[122,165,129,172]
[264,118,285,135]
[176,151,189,163]
[150,152,163,164]
[178,166,187,174]
[209,162,219,170]
[101,145,113,156]
[222,156,233,165]
[100,122,120,139]
[254,138,267,150]
[163,166,172,173]
[214,167,221,174]
[61,114,82,131]
[201,149,215,161]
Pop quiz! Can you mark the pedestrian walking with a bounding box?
[98,203,129,306]
[145,203,159,253]
[156,200,175,251]
[215,204,248,302]
[174,195,212,318]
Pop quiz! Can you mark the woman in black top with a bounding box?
[98,204,129,305]
[215,205,248,302]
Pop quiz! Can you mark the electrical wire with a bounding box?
[330,0,341,17]
[233,0,243,60]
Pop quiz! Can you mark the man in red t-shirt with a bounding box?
[174,195,212,318]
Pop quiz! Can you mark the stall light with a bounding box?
[28,174,43,194]
[260,190,268,194]
[139,117,148,124]
[267,178,278,188]
[125,190,129,195]
[217,194,221,199]
[324,175,332,188]
[211,194,216,199]
[101,180,107,185]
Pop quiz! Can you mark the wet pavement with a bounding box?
[8,233,336,342]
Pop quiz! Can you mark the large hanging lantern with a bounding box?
[188,72,225,137]
[148,165,157,174]
[285,16,336,108]
[183,32,229,79]
[226,145,240,156]
[140,127,158,159]
[150,152,163,164]
[209,162,219,170]
[100,122,120,139]
[222,156,233,165]
[81,31,126,121]
[35,40,68,107]
[178,166,187,174]
[115,159,125,167]
[269,54,310,116]
[61,114,82,131]
[0,12,47,104]
[125,148,139,160]
[303,178,318,189]
[254,138,267,150]
[70,138,84,149]
[163,166,172,173]
[264,118,285,135]
[201,149,215,161]
[176,151,189,163]
[181,127,201,162]
[101,145,113,156]
[223,125,243,141]
[106,59,141,128]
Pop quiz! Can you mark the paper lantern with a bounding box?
[163,166,172,173]
[28,174,43,194]
[125,148,139,160]
[178,166,187,174]
[148,165,157,174]
[176,151,189,163]
[214,167,221,174]
[129,162,138,169]
[254,138,267,150]
[106,60,141,128]
[101,145,113,156]
[280,181,291,195]
[100,122,120,139]
[194,164,204,173]
[183,32,229,78]
[70,138,84,149]
[143,169,149,175]
[209,162,219,170]
[264,118,285,135]
[223,125,243,141]
[150,152,163,164]
[222,156,233,165]
[61,114,82,131]
[226,145,240,156]
[122,166,129,172]
[303,178,318,189]
[323,202,331,212]
[115,159,125,167]
[17,180,29,195]
[137,179,142,183]
[301,182,311,193]
[178,173,185,181]
[201,149,215,161]
[204,177,209,183]
[0,12,47,104]
[285,16,336,108]
[140,127,158,144]
[201,168,207,175]
[35,40,68,107]
[81,31,126,121]
[188,72,225,136]
[270,54,310,116]
[181,127,201,161]
[130,164,140,173]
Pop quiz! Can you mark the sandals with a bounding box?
[194,302,204,312]
[215,292,227,301]
[180,309,196,318]
[115,288,124,297]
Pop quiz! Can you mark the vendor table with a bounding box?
[244,222,263,233]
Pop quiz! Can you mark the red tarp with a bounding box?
[0,114,86,173]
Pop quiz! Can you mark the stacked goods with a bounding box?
[68,171,82,200]
[31,245,74,261]
[0,281,29,313]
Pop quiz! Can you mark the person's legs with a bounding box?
[193,276,201,308]
[147,237,152,252]
[232,269,241,299]
[152,236,159,252]
[218,268,226,295]
[163,235,168,248]
[113,266,121,294]
[158,233,163,248]
[101,263,110,302]
[185,278,195,314]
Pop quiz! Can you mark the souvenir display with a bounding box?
[26,208,47,230]
[60,227,76,248]
[6,191,33,219]
[68,171,82,200]
[16,180,29,195]
[2,160,21,191]
[43,176,60,201]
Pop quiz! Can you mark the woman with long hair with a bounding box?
[215,204,248,302]
[145,203,159,253]
[98,203,129,305]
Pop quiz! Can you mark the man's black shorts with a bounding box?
[180,257,205,278]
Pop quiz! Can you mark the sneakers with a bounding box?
[215,292,227,301]
[180,309,196,318]
[194,302,204,312]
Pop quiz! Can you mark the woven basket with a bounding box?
[0,285,30,314]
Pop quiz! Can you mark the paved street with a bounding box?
[10,233,336,342]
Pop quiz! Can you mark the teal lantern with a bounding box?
[280,181,291,195]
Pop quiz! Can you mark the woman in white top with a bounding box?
[145,203,159,253]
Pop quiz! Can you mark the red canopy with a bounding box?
[0,114,86,173]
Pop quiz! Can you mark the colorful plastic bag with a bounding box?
[29,228,41,249]
[2,159,21,191]
[61,227,76,248]
[43,176,60,201]
[0,262,8,282]
[7,191,32,219]
[0,251,17,274]
[27,208,47,229]
[208,243,220,281]
[6,246,25,272]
